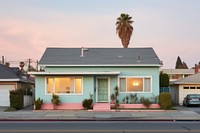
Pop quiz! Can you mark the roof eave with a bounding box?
[39,64,162,67]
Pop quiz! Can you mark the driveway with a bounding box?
[176,106,200,114]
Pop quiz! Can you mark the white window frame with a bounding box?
[118,76,152,93]
[45,76,83,95]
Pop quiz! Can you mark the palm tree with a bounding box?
[116,13,133,48]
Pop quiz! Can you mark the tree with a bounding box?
[160,72,169,87]
[182,61,188,69]
[175,56,188,69]
[116,13,133,48]
[175,56,183,69]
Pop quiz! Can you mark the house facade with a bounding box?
[30,48,161,110]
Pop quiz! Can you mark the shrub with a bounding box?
[34,98,43,110]
[140,97,152,108]
[10,89,24,110]
[130,93,138,104]
[82,99,93,109]
[159,92,172,110]
[51,94,61,109]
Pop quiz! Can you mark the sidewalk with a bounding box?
[0,106,200,121]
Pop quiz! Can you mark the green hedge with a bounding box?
[10,89,24,110]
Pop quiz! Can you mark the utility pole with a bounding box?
[2,56,5,65]
[28,59,31,71]
[36,60,39,71]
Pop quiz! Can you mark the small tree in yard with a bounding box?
[159,92,172,110]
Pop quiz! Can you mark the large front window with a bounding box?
[119,77,151,93]
[46,77,82,94]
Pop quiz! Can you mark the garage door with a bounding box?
[0,85,15,106]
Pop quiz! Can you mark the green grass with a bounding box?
[4,107,17,112]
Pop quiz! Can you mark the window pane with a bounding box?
[75,78,82,94]
[47,78,53,93]
[144,78,151,92]
[120,78,126,92]
[184,87,189,89]
[70,78,75,93]
[55,78,70,93]
[127,78,143,92]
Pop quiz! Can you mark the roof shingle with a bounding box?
[39,48,161,66]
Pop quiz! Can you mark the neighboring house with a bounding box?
[30,47,161,110]
[0,64,34,106]
[170,70,200,105]
[161,69,196,81]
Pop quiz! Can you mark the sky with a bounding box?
[0,0,200,68]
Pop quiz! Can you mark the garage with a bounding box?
[0,85,15,106]
[170,73,200,105]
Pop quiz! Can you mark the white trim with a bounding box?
[0,79,20,81]
[29,71,120,75]
[96,77,110,103]
[118,76,152,93]
[39,64,161,67]
[45,76,83,95]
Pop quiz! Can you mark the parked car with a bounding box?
[183,94,200,107]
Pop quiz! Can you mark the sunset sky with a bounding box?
[0,0,199,68]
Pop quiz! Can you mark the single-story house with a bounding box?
[0,64,34,106]
[30,47,161,110]
[170,72,200,105]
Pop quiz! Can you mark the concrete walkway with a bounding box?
[0,106,200,121]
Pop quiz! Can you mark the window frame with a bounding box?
[45,76,83,95]
[118,76,152,93]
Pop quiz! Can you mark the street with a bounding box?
[0,121,200,133]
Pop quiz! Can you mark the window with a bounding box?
[46,77,82,94]
[119,77,151,92]
[190,87,196,89]
[183,87,189,89]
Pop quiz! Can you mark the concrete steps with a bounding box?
[93,103,110,111]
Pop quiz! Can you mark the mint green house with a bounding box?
[30,48,161,110]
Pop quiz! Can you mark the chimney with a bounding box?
[195,64,199,74]
[80,47,84,57]
[137,56,141,62]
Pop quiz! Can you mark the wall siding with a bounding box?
[35,66,159,104]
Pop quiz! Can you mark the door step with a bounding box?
[93,103,110,111]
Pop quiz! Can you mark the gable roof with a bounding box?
[0,64,34,83]
[0,64,20,80]
[39,48,161,66]
[173,73,200,85]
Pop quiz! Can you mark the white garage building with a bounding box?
[170,72,200,105]
[0,64,32,107]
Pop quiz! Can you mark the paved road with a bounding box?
[0,121,200,133]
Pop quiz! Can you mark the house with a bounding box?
[161,69,197,82]
[170,70,200,105]
[30,47,161,110]
[0,64,34,106]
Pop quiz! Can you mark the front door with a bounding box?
[97,78,109,102]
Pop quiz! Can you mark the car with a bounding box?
[183,94,200,107]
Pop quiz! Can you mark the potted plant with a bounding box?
[51,93,61,109]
